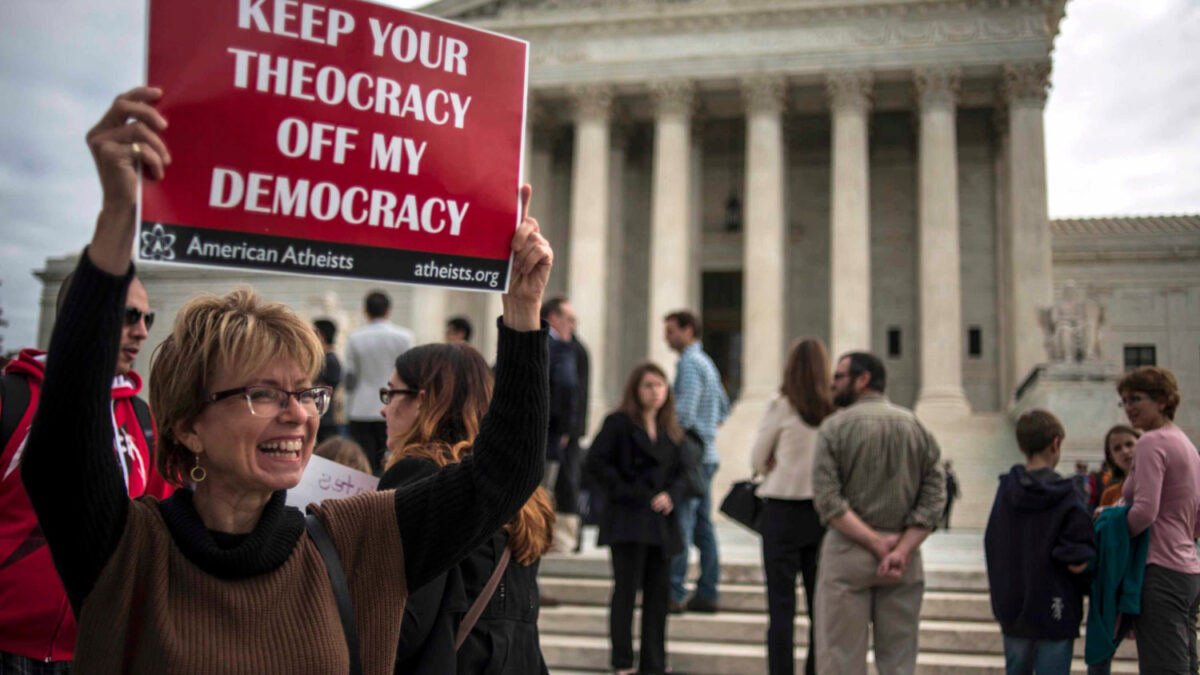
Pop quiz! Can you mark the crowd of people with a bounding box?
[0,84,1197,675]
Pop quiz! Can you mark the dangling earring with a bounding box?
[190,455,207,483]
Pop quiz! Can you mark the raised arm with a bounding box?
[393,186,552,590]
[22,87,171,611]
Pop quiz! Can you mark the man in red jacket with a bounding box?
[0,275,173,672]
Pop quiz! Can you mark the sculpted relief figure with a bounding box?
[1040,282,1105,362]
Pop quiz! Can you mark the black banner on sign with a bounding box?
[137,222,510,291]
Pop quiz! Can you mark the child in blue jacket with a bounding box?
[985,410,1096,674]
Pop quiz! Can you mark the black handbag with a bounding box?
[719,478,764,534]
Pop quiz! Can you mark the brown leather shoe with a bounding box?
[668,600,686,615]
[539,591,560,608]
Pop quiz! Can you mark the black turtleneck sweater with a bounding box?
[22,251,548,614]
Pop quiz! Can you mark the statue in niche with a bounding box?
[1040,282,1105,363]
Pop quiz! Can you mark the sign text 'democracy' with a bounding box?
[139,0,528,290]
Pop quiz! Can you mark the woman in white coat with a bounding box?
[750,338,836,675]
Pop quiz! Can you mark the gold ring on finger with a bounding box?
[131,142,142,164]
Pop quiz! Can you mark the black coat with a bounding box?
[380,457,549,675]
[584,412,692,556]
[547,336,580,461]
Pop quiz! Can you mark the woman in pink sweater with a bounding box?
[1119,366,1200,673]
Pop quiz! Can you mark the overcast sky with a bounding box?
[0,0,1197,352]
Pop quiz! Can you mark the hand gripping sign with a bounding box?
[140,0,528,291]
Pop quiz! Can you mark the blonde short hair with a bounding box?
[150,288,324,487]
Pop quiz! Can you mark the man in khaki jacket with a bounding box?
[811,351,945,675]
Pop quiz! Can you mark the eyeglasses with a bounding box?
[125,307,155,330]
[380,387,421,405]
[1118,393,1151,408]
[208,385,332,417]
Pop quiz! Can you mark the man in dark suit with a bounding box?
[540,297,585,555]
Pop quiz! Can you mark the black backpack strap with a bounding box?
[305,513,363,675]
[129,395,156,467]
[0,373,32,451]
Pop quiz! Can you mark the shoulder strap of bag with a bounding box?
[305,514,363,675]
[455,545,512,650]
[0,373,31,451]
[129,395,156,466]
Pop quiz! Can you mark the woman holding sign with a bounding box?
[378,343,555,673]
[20,87,553,674]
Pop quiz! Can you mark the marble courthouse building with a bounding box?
[422,0,1073,527]
[33,0,1200,528]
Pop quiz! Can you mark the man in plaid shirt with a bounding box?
[663,310,730,613]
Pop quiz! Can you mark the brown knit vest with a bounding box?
[74,493,407,674]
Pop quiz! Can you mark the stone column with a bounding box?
[711,75,788,513]
[1002,63,1053,398]
[568,84,613,424]
[914,68,971,420]
[741,75,788,399]
[827,72,873,360]
[647,79,696,372]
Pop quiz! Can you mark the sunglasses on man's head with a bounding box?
[125,307,155,330]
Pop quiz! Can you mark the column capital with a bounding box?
[741,74,788,115]
[826,71,874,112]
[1001,62,1051,106]
[914,67,961,110]
[649,79,696,117]
[568,83,613,121]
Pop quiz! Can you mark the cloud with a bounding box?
[1046,0,1200,217]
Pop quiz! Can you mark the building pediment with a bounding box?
[419,0,1068,93]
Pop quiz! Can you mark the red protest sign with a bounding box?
[139,0,527,291]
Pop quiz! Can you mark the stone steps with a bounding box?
[537,552,1142,674]
[542,556,989,591]
[541,634,1139,674]
[539,605,1140,661]
[539,576,997,621]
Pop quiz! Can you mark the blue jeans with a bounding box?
[1003,636,1074,675]
[671,462,720,603]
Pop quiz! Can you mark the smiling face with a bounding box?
[381,369,423,443]
[182,358,318,496]
[1107,431,1138,474]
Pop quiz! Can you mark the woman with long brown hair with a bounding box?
[377,342,555,674]
[584,362,694,675]
[750,338,837,675]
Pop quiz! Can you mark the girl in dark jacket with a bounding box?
[585,362,694,675]
[378,342,556,674]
